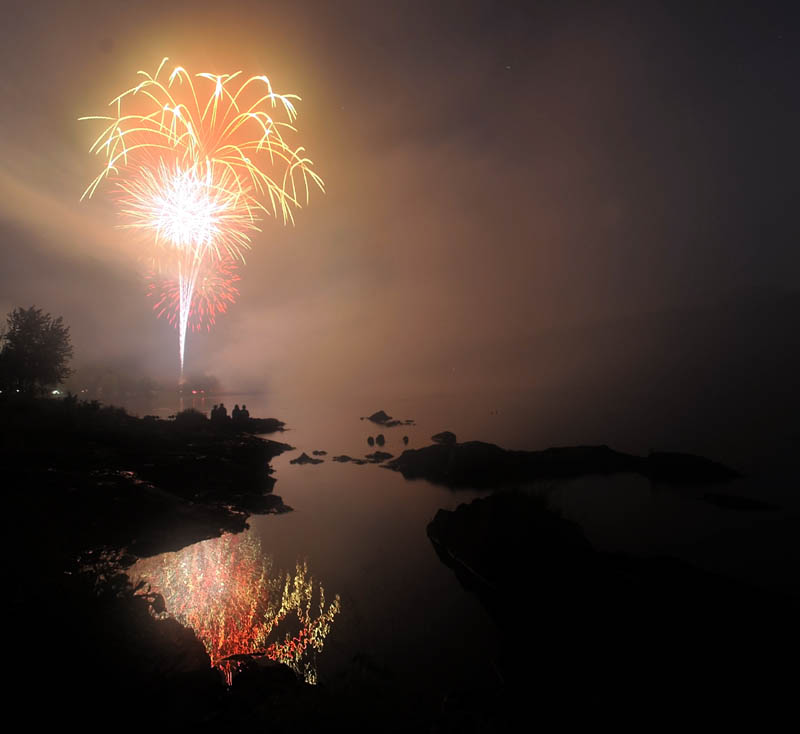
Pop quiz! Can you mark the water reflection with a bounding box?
[130,532,341,685]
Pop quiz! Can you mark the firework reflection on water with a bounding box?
[130,532,341,685]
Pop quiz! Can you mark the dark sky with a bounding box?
[0,0,798,451]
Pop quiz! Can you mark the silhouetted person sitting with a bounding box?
[232,404,242,421]
[241,404,250,420]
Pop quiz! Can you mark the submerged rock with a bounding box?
[431,430,456,445]
[312,450,328,456]
[365,451,393,463]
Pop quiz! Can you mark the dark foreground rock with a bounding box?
[428,491,798,718]
[365,451,393,463]
[387,441,740,487]
[703,492,780,511]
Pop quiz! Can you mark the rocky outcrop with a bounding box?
[243,416,285,434]
[428,491,797,715]
[431,430,456,445]
[387,441,740,487]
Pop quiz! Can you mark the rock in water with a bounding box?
[290,452,323,465]
[363,410,412,427]
[387,442,739,488]
[333,455,367,465]
[431,430,457,445]
[367,410,393,424]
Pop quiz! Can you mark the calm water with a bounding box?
[124,389,799,686]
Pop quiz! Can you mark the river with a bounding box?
[122,388,799,690]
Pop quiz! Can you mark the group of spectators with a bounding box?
[210,403,250,422]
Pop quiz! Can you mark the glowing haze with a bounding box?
[1,1,797,469]
[81,58,324,378]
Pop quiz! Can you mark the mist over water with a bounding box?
[2,1,798,722]
[123,382,798,686]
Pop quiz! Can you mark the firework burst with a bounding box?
[82,58,323,376]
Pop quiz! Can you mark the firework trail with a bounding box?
[146,255,241,333]
[82,58,323,377]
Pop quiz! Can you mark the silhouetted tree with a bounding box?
[0,306,74,395]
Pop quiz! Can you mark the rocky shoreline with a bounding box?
[3,398,293,559]
[6,398,795,727]
[3,397,316,727]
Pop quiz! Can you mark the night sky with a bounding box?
[1,1,798,461]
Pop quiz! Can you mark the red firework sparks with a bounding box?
[145,256,241,332]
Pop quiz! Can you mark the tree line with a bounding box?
[0,306,74,395]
